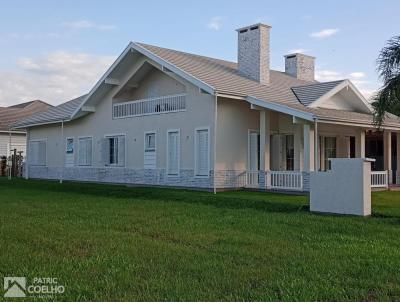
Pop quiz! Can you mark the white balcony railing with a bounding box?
[371,171,388,188]
[113,93,186,119]
[268,171,303,191]
[246,171,259,188]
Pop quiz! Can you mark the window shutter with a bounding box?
[87,138,92,165]
[38,141,46,166]
[117,136,125,166]
[168,132,179,175]
[78,139,84,165]
[196,129,209,176]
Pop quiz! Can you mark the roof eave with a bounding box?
[246,96,316,121]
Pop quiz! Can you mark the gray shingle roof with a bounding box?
[11,95,86,128]
[10,42,400,129]
[291,80,345,106]
[137,43,315,107]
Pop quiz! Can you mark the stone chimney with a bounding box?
[236,23,271,85]
[284,53,315,81]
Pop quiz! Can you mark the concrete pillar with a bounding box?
[397,133,400,184]
[320,136,325,171]
[355,129,365,158]
[303,124,315,171]
[294,124,302,171]
[259,110,271,188]
[384,130,392,184]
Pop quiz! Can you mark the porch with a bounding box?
[244,109,398,191]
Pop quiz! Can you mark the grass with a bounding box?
[0,179,400,301]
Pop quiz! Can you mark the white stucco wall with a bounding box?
[310,158,372,216]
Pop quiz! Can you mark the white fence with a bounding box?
[113,94,186,119]
[268,171,303,191]
[246,171,259,188]
[371,171,388,188]
[246,171,303,191]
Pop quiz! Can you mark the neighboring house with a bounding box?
[12,23,400,191]
[0,100,51,157]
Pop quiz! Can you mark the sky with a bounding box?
[0,0,399,106]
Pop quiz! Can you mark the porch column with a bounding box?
[355,129,365,158]
[384,130,392,184]
[294,124,302,171]
[259,110,270,188]
[397,132,400,184]
[303,124,315,172]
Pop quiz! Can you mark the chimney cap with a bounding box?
[236,23,271,33]
[284,52,316,59]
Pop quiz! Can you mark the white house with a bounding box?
[12,23,400,192]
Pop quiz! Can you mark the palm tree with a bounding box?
[372,36,400,126]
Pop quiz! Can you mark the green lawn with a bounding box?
[0,179,400,301]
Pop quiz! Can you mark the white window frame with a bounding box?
[28,138,47,166]
[144,131,157,153]
[77,136,93,167]
[194,126,211,178]
[166,129,180,176]
[104,133,127,167]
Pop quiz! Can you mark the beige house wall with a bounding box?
[29,65,215,172]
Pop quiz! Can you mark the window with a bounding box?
[29,140,46,166]
[195,128,210,176]
[109,137,118,165]
[78,137,92,166]
[65,138,75,167]
[167,130,180,175]
[324,137,337,170]
[145,133,156,152]
[103,135,125,166]
[285,135,294,171]
[66,138,74,154]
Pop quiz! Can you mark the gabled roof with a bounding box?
[0,100,51,131]
[11,95,85,129]
[10,42,400,130]
[292,80,345,106]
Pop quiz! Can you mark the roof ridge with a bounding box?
[136,42,237,66]
[291,79,344,89]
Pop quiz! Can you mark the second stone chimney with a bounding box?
[284,53,315,82]
[237,23,271,85]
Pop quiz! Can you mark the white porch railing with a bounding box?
[113,93,186,119]
[268,171,303,191]
[371,171,388,188]
[246,171,259,188]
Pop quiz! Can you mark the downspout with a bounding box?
[314,118,318,171]
[25,128,29,179]
[213,93,218,194]
[60,120,64,184]
[8,131,11,180]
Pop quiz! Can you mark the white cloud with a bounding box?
[310,28,339,39]
[315,70,342,82]
[287,48,308,54]
[207,17,222,31]
[349,72,366,79]
[0,51,115,106]
[316,69,376,99]
[62,20,116,31]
